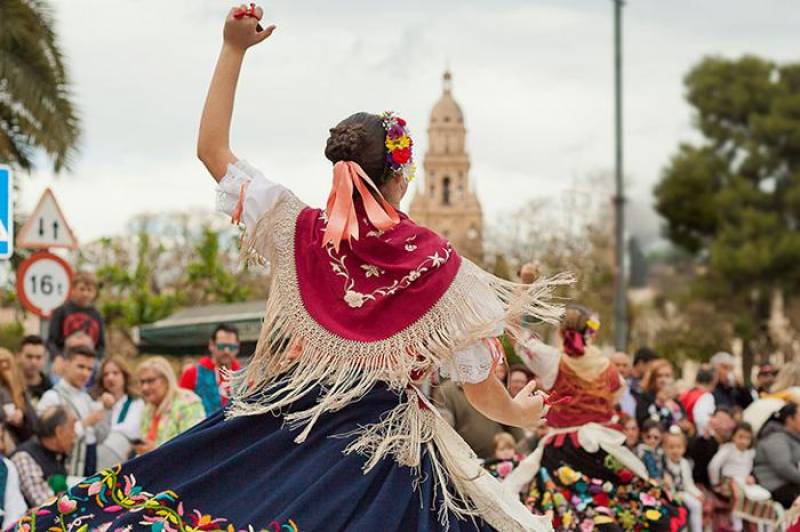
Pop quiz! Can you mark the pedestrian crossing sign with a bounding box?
[0,165,13,260]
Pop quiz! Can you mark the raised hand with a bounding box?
[223,4,276,51]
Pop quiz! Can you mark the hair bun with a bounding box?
[325,123,367,164]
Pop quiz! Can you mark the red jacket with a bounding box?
[678,387,705,424]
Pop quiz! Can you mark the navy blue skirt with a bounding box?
[11,385,494,531]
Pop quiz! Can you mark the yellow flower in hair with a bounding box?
[645,509,662,521]
[386,135,410,151]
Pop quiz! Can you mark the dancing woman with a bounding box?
[504,305,686,531]
[11,5,568,531]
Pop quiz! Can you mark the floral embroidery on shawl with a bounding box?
[325,235,454,308]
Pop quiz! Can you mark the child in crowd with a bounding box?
[482,432,524,480]
[47,272,106,362]
[708,422,771,502]
[662,427,703,532]
[620,413,639,452]
[637,419,664,479]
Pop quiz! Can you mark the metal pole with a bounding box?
[40,318,51,372]
[613,0,627,351]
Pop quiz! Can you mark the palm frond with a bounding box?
[0,0,80,172]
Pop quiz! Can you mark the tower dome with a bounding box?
[429,71,464,126]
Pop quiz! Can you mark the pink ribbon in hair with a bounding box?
[322,161,400,252]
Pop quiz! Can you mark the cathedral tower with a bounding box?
[409,71,483,263]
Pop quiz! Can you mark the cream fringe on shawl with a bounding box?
[229,194,569,531]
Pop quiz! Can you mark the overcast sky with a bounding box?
[21,0,800,247]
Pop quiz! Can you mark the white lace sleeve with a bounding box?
[216,159,290,232]
[441,340,498,384]
[439,276,507,384]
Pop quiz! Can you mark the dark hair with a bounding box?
[325,113,389,186]
[65,345,97,360]
[777,403,799,425]
[561,305,593,334]
[641,419,663,434]
[36,405,72,438]
[20,335,43,349]
[507,364,533,381]
[713,405,735,418]
[634,347,658,366]
[734,421,753,435]
[696,366,716,386]
[211,323,239,343]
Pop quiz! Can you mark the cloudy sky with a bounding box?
[21,0,800,247]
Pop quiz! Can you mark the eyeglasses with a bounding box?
[139,376,164,386]
[215,342,239,352]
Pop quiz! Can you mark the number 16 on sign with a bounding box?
[17,252,73,318]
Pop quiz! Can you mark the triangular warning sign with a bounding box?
[17,188,78,250]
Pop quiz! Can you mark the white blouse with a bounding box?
[216,159,497,384]
[111,395,145,441]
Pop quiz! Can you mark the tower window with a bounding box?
[429,184,435,198]
[442,176,451,206]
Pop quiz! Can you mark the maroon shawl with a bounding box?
[295,199,461,342]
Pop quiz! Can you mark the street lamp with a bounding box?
[613,0,627,351]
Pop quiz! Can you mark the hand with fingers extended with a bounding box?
[224,3,276,51]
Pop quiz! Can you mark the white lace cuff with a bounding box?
[441,339,501,384]
[215,159,289,231]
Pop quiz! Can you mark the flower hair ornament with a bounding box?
[381,111,416,183]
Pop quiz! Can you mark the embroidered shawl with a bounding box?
[229,192,568,531]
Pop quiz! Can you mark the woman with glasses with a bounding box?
[134,357,205,456]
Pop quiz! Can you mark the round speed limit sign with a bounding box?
[16,252,73,318]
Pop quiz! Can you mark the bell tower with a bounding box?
[409,71,483,263]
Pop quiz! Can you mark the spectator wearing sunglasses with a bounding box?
[179,324,242,416]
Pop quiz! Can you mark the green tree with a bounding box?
[90,232,182,328]
[655,55,800,368]
[80,211,258,330]
[488,174,617,346]
[0,321,24,351]
[185,229,251,304]
[0,0,79,171]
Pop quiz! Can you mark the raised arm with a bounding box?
[197,5,276,181]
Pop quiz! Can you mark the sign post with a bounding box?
[16,189,78,358]
[16,188,78,250]
[0,165,13,260]
[16,251,73,319]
